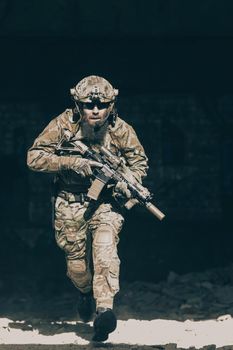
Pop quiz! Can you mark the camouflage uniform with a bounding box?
[27,108,148,309]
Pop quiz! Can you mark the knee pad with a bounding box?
[93,226,114,247]
[93,226,116,272]
[67,259,92,292]
[67,259,87,276]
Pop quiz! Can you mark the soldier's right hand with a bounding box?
[71,158,103,177]
[60,157,102,177]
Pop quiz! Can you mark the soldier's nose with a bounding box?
[93,106,99,114]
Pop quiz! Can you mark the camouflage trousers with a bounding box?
[54,195,124,309]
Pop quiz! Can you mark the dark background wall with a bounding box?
[0,0,233,295]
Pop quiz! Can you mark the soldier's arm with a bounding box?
[120,124,149,183]
[27,117,69,173]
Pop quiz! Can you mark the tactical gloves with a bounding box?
[113,181,139,209]
[59,156,102,177]
[114,181,131,199]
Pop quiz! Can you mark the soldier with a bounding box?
[27,75,148,341]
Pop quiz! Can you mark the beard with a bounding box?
[81,119,109,145]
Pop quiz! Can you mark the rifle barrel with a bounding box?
[146,202,165,221]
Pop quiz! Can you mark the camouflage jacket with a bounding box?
[27,109,148,193]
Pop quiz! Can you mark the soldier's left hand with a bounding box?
[114,181,131,199]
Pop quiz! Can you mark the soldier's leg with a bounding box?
[89,203,124,309]
[54,196,92,293]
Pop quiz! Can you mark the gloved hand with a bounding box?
[114,181,131,199]
[113,181,139,210]
[60,156,102,177]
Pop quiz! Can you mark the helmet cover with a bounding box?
[70,75,118,103]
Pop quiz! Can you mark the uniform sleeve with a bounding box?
[120,125,149,183]
[27,117,65,173]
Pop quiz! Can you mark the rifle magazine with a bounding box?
[87,179,106,200]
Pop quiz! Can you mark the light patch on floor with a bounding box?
[0,315,233,348]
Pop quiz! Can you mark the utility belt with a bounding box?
[57,190,91,204]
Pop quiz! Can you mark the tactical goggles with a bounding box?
[81,102,111,110]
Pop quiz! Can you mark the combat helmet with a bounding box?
[70,75,118,103]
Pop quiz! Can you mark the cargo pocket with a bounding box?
[107,257,120,294]
[54,220,67,249]
[63,226,86,258]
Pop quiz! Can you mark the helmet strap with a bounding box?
[72,102,83,122]
[108,105,118,127]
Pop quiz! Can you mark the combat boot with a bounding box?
[77,290,95,323]
[92,307,117,342]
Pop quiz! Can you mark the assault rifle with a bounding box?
[56,140,165,221]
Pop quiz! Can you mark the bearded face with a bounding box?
[80,102,112,144]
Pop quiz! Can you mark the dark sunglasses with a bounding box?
[82,102,111,110]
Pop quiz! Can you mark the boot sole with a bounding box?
[92,310,117,342]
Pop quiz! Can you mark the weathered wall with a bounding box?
[1,94,232,226]
[0,91,232,290]
[0,1,233,292]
